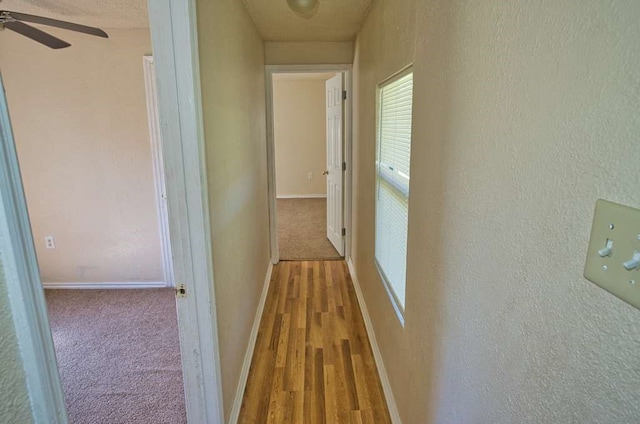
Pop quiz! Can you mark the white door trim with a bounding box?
[143,55,175,288]
[265,64,353,264]
[148,1,224,423]
[0,1,224,423]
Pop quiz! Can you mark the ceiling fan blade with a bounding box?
[4,21,71,49]
[3,11,108,38]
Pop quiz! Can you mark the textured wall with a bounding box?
[265,42,354,65]
[196,0,271,419]
[0,28,163,283]
[0,263,33,423]
[352,1,640,423]
[273,78,328,197]
[0,206,34,423]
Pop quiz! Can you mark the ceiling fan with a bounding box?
[0,10,108,49]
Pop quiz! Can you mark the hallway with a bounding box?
[238,260,391,423]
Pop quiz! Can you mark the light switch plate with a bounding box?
[584,199,640,310]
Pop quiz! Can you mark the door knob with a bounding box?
[322,170,329,175]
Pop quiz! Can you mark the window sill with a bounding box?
[374,260,405,327]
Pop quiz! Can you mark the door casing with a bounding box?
[143,55,175,288]
[265,64,353,264]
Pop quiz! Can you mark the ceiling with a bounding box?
[0,0,149,29]
[0,0,373,39]
[242,0,373,42]
[273,72,337,81]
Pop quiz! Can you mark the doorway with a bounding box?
[0,26,185,421]
[0,1,224,422]
[266,65,353,264]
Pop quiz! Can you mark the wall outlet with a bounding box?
[584,199,640,310]
[45,236,56,249]
[308,172,314,180]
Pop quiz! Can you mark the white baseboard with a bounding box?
[276,194,327,199]
[228,261,274,423]
[42,281,169,289]
[347,258,402,424]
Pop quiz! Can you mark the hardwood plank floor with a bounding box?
[239,260,391,424]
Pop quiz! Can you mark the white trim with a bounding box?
[228,262,274,424]
[276,194,327,199]
[374,260,405,327]
[265,64,353,264]
[43,281,167,290]
[148,1,224,423]
[142,55,175,288]
[347,258,402,424]
[0,73,68,423]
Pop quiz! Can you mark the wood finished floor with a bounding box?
[238,260,391,424]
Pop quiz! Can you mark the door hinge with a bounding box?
[175,283,187,298]
[342,228,346,236]
[342,162,347,171]
[342,90,347,101]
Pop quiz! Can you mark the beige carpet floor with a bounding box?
[277,198,342,260]
[45,289,186,424]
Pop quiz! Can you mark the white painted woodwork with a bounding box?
[325,74,345,256]
[228,262,274,423]
[143,55,175,288]
[347,259,402,423]
[265,64,353,265]
[147,0,224,422]
[276,194,327,199]
[42,281,166,289]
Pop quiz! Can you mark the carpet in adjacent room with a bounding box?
[45,289,186,424]
[277,197,342,260]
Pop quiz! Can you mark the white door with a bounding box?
[325,74,344,256]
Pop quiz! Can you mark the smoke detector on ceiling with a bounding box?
[287,0,319,19]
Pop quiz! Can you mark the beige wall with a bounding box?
[273,78,328,197]
[265,41,353,65]
[196,0,271,419]
[0,28,162,283]
[353,1,640,423]
[0,258,33,423]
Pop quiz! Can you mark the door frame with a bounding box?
[147,2,224,420]
[265,64,353,264]
[143,55,175,288]
[0,1,224,423]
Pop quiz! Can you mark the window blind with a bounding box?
[375,70,413,314]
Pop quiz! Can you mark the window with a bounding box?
[375,67,413,322]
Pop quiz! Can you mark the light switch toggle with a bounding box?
[598,240,613,257]
[623,251,640,270]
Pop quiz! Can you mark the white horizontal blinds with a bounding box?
[378,72,412,196]
[375,70,413,312]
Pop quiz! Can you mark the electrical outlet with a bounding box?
[584,199,640,310]
[308,172,313,180]
[45,236,56,249]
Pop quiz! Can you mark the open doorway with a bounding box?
[267,66,352,263]
[0,11,185,423]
